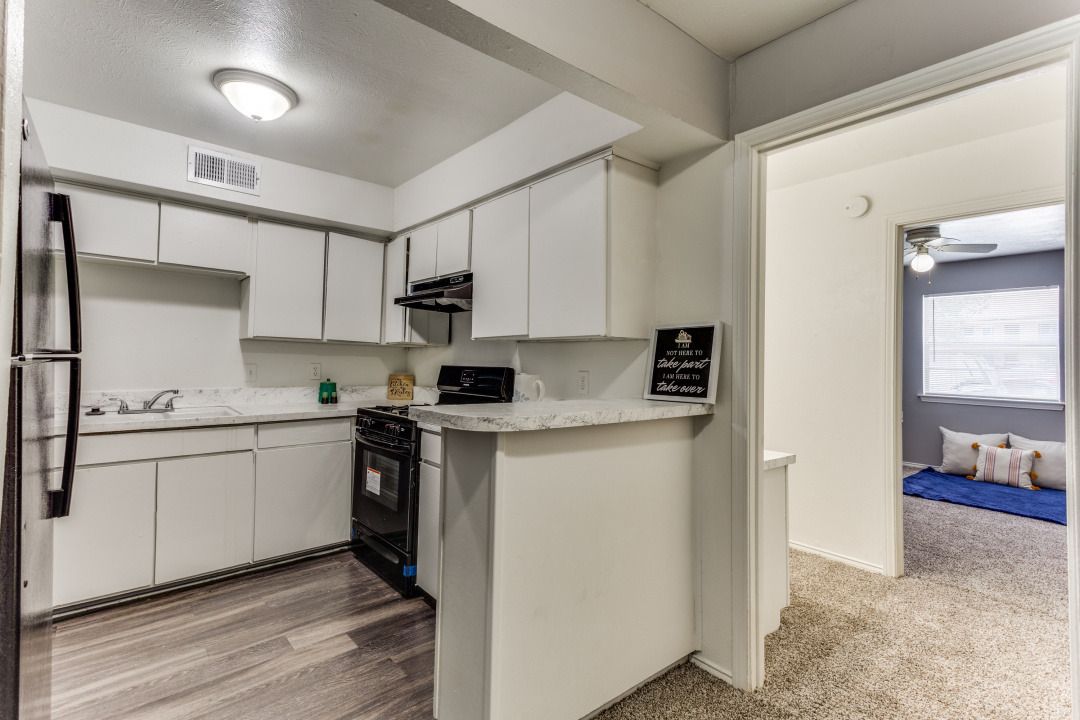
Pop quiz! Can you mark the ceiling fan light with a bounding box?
[213,69,298,122]
[911,250,935,273]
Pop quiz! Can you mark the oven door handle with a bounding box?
[355,431,413,457]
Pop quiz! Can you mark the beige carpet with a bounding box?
[598,495,1070,719]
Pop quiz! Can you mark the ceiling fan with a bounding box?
[903,225,997,272]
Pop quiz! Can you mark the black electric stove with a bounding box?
[351,366,514,597]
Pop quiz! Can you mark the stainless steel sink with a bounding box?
[162,406,240,418]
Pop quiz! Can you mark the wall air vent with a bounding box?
[187,146,260,196]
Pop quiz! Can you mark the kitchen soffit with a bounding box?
[638,0,857,60]
[23,0,560,187]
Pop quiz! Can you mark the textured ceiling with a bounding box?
[24,0,560,186]
[638,0,855,60]
[906,204,1065,265]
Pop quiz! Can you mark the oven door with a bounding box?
[353,431,416,552]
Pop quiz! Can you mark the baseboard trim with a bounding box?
[689,654,733,684]
[789,540,885,575]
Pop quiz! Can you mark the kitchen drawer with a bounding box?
[76,425,255,466]
[419,429,442,466]
[257,418,352,449]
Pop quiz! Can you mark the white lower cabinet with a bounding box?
[416,460,442,600]
[53,462,157,605]
[253,441,352,561]
[155,452,255,584]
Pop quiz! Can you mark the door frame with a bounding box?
[730,16,1080,699]
[884,188,1067,578]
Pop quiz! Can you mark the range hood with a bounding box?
[394,272,472,313]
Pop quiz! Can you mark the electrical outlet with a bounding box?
[244,363,257,383]
[309,363,322,380]
[574,370,590,397]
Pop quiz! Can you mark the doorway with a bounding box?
[750,55,1073,715]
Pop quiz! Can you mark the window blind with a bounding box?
[922,286,1061,402]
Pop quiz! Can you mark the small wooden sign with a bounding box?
[387,373,415,401]
[644,322,720,404]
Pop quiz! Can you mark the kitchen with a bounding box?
[0,1,747,719]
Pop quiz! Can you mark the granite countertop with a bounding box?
[764,450,796,470]
[74,385,438,435]
[408,398,713,432]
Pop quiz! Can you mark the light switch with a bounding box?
[575,370,590,397]
[244,363,257,383]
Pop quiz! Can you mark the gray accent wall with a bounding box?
[902,250,1065,466]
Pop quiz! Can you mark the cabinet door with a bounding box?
[472,189,529,339]
[52,463,156,605]
[383,236,407,344]
[435,210,471,277]
[155,452,255,584]
[407,224,438,283]
[253,442,351,561]
[250,222,326,339]
[416,461,442,599]
[325,233,383,343]
[529,160,608,338]
[158,203,251,273]
[59,183,158,262]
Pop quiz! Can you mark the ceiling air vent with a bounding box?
[187,146,260,196]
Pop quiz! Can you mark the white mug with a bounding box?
[514,373,546,402]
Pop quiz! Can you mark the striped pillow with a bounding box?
[973,444,1037,489]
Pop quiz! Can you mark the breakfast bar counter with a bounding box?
[430,399,712,720]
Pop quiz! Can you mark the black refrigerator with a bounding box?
[0,103,82,720]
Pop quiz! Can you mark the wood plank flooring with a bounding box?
[51,552,435,720]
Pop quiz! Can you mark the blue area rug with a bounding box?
[904,467,1066,525]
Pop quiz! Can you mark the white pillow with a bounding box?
[940,426,1008,475]
[974,445,1036,489]
[1009,433,1066,491]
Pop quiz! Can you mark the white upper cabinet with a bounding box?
[158,204,252,274]
[59,183,158,262]
[383,233,450,346]
[406,210,471,283]
[527,157,656,340]
[435,210,471,277]
[242,222,326,340]
[408,224,438,283]
[383,235,408,344]
[325,233,383,343]
[472,189,529,339]
[529,160,608,339]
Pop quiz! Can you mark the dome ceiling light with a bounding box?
[213,69,298,122]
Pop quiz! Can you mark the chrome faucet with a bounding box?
[144,389,182,411]
[107,390,183,415]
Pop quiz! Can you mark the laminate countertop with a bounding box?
[408,398,713,432]
[76,402,377,434]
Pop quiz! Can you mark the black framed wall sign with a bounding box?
[644,322,721,404]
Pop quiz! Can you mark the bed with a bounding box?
[904,467,1066,525]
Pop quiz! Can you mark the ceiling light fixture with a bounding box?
[910,247,935,273]
[213,69,298,122]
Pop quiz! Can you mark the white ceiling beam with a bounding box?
[374,0,730,161]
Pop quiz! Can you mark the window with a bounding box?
[922,287,1061,403]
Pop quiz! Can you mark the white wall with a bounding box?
[406,313,649,399]
[79,261,407,392]
[732,0,1080,132]
[393,93,640,231]
[764,120,1065,571]
[653,145,735,676]
[27,99,395,234]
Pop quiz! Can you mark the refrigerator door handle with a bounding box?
[47,192,82,355]
[46,357,80,519]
